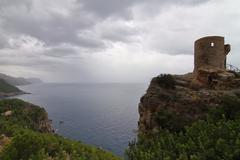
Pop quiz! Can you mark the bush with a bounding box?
[126,95,240,160]
[154,110,191,132]
[0,129,121,160]
[0,99,48,135]
[126,119,240,160]
[208,95,240,122]
[154,74,176,89]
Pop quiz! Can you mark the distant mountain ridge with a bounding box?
[0,73,42,86]
[26,78,43,84]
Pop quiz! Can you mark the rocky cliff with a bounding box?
[138,70,240,133]
[0,99,54,133]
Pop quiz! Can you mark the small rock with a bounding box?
[1,110,12,116]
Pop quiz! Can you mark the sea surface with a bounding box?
[15,83,147,156]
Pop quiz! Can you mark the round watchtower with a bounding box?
[194,36,231,73]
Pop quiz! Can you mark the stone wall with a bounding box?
[194,36,230,73]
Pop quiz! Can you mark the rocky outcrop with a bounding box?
[1,110,13,116]
[0,99,54,133]
[138,71,240,133]
[38,114,54,133]
[21,102,54,133]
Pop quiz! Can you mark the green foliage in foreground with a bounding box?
[0,99,49,135]
[126,95,240,160]
[154,110,193,133]
[1,130,120,160]
[0,79,20,93]
[0,99,120,160]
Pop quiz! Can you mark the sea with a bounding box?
[14,83,148,156]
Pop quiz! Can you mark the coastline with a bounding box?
[0,91,30,99]
[0,98,121,159]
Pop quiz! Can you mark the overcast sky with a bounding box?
[0,0,239,83]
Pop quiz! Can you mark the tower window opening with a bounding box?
[211,42,214,47]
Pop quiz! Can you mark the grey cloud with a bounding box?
[0,0,32,9]
[0,0,209,52]
[0,35,8,49]
[100,22,139,43]
[77,0,136,18]
[78,0,210,18]
[0,1,105,50]
[101,30,135,43]
[44,47,78,58]
[147,0,210,6]
[150,34,194,55]
[0,51,68,69]
[0,0,239,83]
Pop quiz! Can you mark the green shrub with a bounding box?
[154,110,191,132]
[154,74,176,89]
[0,99,48,135]
[126,95,240,160]
[0,129,121,160]
[126,119,240,160]
[208,95,240,122]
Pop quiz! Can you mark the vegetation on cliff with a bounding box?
[154,74,176,89]
[126,94,240,160]
[0,99,120,160]
[0,79,21,94]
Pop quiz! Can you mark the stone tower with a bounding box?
[194,36,231,73]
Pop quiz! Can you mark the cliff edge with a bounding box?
[139,36,240,134]
[139,71,240,133]
[127,36,240,159]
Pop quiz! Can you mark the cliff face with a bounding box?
[23,103,54,133]
[138,71,240,133]
[0,99,53,133]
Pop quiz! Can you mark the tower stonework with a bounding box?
[194,36,231,73]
